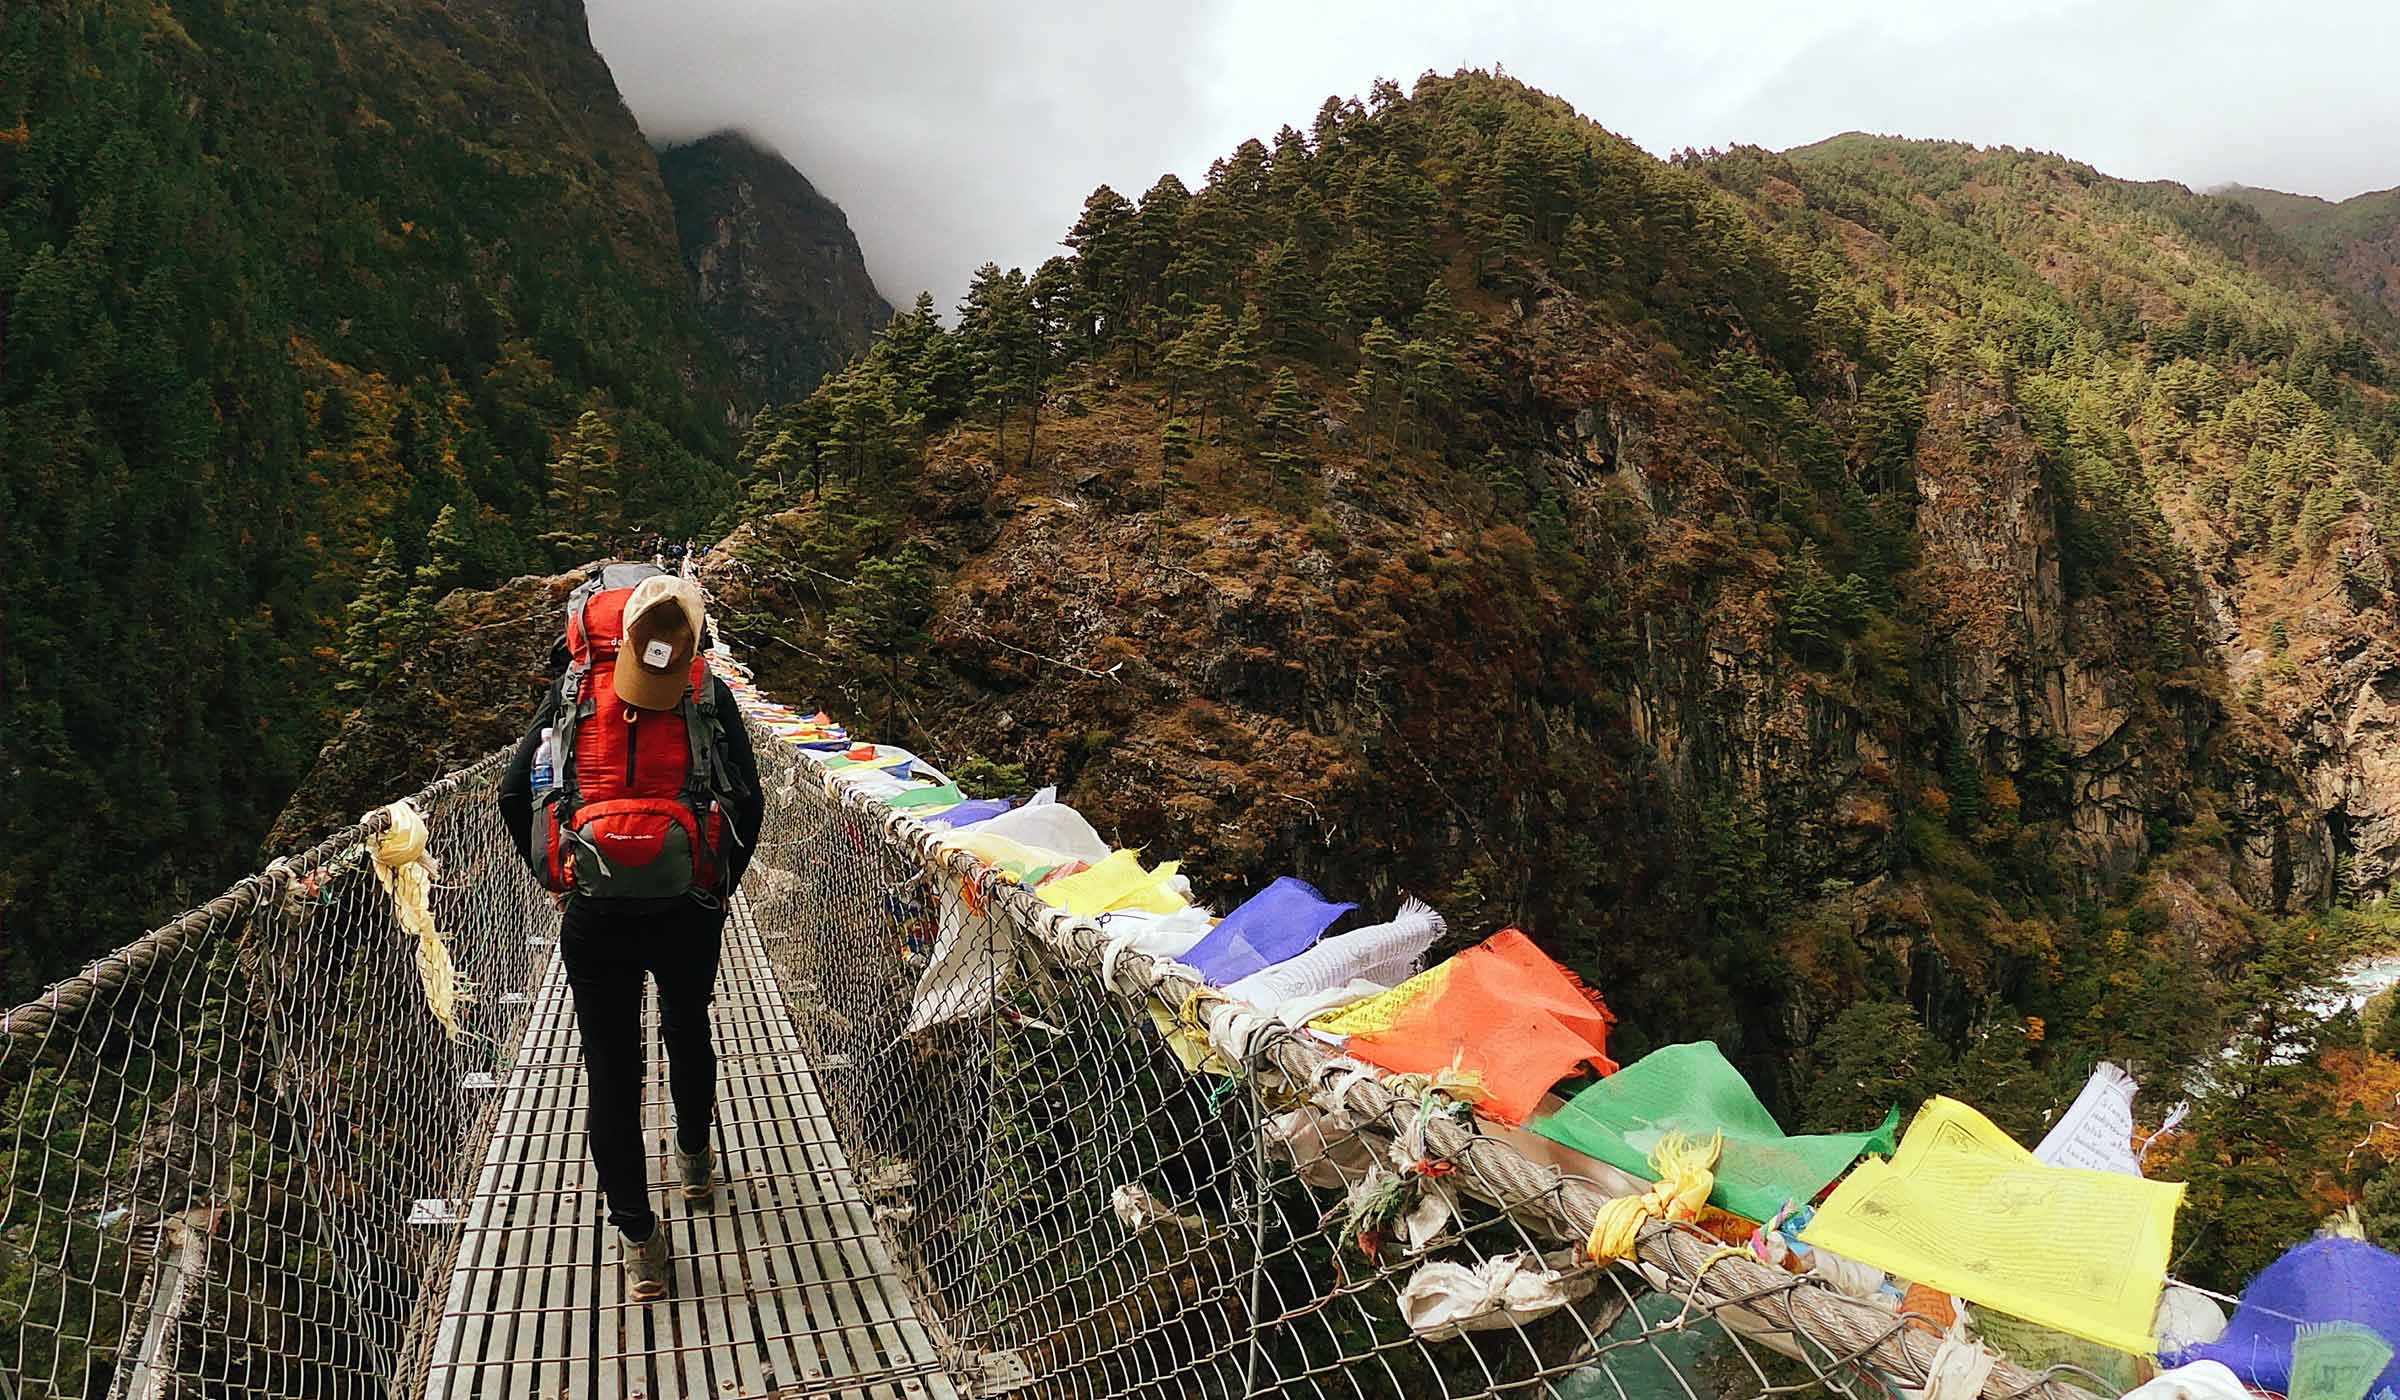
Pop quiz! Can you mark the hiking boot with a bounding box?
[621,1228,670,1302]
[677,1146,716,1205]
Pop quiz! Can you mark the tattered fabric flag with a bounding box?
[1094,906,1215,958]
[1974,1309,2142,1392]
[1802,1096,2181,1357]
[824,750,913,772]
[1398,1253,1593,1340]
[2034,1061,2142,1175]
[926,797,1016,830]
[943,828,1082,885]
[885,782,965,811]
[969,800,1112,864]
[2118,1362,2253,1400]
[2173,1239,2400,1398]
[1530,1040,1897,1223]
[904,882,1008,1035]
[1183,877,1358,986]
[1312,928,1617,1126]
[1038,849,1185,918]
[2290,1323,2396,1400]
[1223,897,1443,1015]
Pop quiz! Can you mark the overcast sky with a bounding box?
[588,0,2400,316]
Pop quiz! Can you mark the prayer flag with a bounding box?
[1183,877,1356,986]
[1312,928,1616,1125]
[1531,1041,1896,1222]
[1801,1096,2181,1356]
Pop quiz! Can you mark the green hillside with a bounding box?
[0,0,742,999]
[700,73,2400,1288]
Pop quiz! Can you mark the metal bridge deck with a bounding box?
[420,901,957,1400]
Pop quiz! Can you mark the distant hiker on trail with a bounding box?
[498,564,763,1301]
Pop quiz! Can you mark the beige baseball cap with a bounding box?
[614,576,706,711]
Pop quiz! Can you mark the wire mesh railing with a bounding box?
[737,726,2103,1400]
[3,699,2110,1399]
[1,753,556,1399]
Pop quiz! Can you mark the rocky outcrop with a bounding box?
[660,131,892,417]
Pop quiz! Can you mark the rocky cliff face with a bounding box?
[661,131,893,417]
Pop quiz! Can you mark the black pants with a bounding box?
[560,896,726,1239]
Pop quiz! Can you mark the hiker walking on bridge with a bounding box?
[498,566,763,1301]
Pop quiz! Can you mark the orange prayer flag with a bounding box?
[1314,928,1616,1125]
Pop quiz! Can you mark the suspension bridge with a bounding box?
[1,661,2108,1400]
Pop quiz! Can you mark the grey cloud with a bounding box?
[589,1,1226,315]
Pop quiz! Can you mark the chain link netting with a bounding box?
[738,728,2102,1400]
[3,709,2107,1399]
[2,754,557,1399]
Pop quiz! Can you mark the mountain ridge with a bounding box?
[660,129,894,419]
[2220,180,2400,316]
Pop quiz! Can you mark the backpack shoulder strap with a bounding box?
[553,661,594,802]
[680,676,727,799]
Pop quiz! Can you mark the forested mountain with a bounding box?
[0,0,875,999]
[667,75,2400,1289]
[661,131,894,416]
[2222,180,2400,316]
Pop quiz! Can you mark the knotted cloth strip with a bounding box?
[365,800,473,1041]
[1585,1130,1723,1263]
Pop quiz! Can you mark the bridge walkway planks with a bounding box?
[420,897,958,1400]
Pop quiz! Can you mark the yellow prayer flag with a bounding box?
[1037,849,1185,918]
[1799,1096,2181,1356]
[1310,961,1455,1035]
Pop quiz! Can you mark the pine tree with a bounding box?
[959,263,1037,462]
[1023,257,1073,465]
[1798,1001,1950,1134]
[1162,304,1228,422]
[818,362,913,487]
[1399,279,1467,447]
[1256,366,1313,485]
[1064,185,1135,346]
[541,410,623,562]
[1324,239,1386,341]
[896,293,972,429]
[830,542,936,734]
[1266,123,1313,209]
[1559,213,1623,290]
[1125,174,1192,365]
[1352,318,1406,455]
[337,537,406,697]
[2169,916,2360,1290]
[1284,185,1334,259]
[400,503,470,639]
[1159,415,1196,519]
[1260,242,1322,360]
[1211,303,1264,440]
[741,423,809,514]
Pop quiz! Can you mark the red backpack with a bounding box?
[536,563,731,901]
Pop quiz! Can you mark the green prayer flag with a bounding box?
[1974,1311,2142,1389]
[885,782,965,811]
[2292,1324,2397,1400]
[1530,1040,1898,1222]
